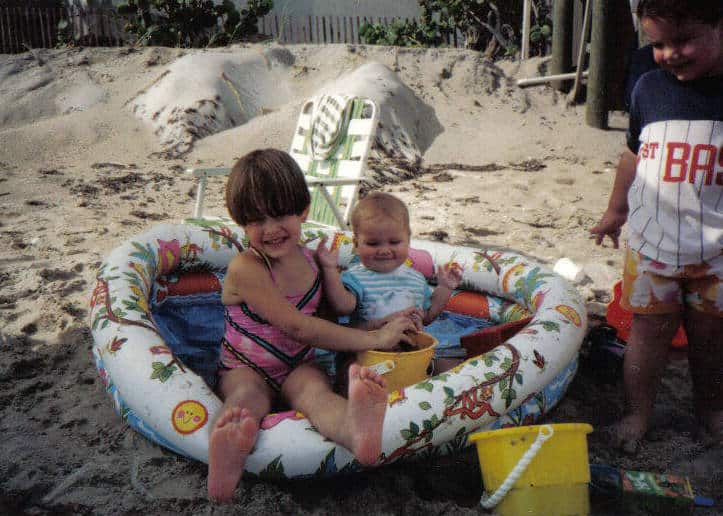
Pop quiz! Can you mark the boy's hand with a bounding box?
[437,262,463,290]
[590,210,627,248]
[315,235,339,270]
[374,315,417,350]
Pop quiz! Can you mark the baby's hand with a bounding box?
[437,262,463,290]
[379,306,424,331]
[375,315,417,351]
[315,235,339,270]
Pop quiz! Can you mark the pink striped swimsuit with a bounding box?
[220,247,322,391]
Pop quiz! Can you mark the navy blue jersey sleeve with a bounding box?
[627,70,723,155]
[626,82,643,154]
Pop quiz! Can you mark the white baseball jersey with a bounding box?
[626,70,723,266]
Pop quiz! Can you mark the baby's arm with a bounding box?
[315,236,357,316]
[590,149,637,248]
[224,251,414,352]
[424,263,463,325]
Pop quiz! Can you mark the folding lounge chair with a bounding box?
[186,97,378,230]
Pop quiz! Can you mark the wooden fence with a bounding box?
[261,14,466,47]
[0,7,466,54]
[0,6,125,53]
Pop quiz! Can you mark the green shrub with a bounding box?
[359,17,445,48]
[116,0,272,48]
[360,0,552,58]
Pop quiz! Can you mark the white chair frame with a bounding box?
[186,168,363,230]
[186,98,379,230]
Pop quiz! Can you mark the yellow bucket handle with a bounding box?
[480,425,555,510]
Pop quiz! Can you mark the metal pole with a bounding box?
[521,0,531,59]
[517,70,588,88]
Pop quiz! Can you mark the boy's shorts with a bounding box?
[620,248,723,317]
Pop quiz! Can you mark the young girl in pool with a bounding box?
[208,149,417,502]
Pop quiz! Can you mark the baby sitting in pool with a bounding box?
[316,191,463,340]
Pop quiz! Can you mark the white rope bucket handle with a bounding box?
[480,425,555,510]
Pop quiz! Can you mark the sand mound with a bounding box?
[0,51,107,127]
[129,47,295,156]
[129,48,447,189]
[129,50,441,168]
[315,62,441,164]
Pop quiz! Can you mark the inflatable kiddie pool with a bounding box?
[90,221,586,480]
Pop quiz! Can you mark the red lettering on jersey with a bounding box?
[663,142,690,182]
[640,143,649,159]
[688,144,716,185]
[648,142,659,160]
[639,142,660,160]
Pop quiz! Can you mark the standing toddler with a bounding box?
[591,0,722,451]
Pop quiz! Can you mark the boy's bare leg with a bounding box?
[208,368,273,503]
[684,310,723,442]
[283,363,387,465]
[614,312,679,451]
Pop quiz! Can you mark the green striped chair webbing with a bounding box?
[303,98,365,227]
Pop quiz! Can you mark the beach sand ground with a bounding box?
[0,44,720,514]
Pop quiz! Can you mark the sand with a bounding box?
[0,43,720,514]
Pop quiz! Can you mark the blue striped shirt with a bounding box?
[341,264,432,323]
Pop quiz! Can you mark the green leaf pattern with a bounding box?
[90,222,584,479]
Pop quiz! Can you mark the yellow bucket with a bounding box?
[357,332,438,392]
[469,423,593,516]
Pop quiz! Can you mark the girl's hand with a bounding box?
[590,209,626,248]
[437,262,463,290]
[315,235,339,270]
[374,315,417,351]
[401,306,425,331]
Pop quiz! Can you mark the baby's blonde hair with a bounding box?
[351,192,410,235]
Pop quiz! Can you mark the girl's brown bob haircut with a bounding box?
[351,192,410,235]
[225,149,310,226]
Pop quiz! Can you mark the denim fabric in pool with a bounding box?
[425,311,495,358]
[152,289,224,389]
[151,292,495,389]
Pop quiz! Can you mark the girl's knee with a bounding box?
[282,364,332,401]
[219,370,274,414]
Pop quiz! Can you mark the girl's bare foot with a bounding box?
[347,364,387,465]
[208,407,258,503]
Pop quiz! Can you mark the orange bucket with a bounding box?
[607,281,687,348]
